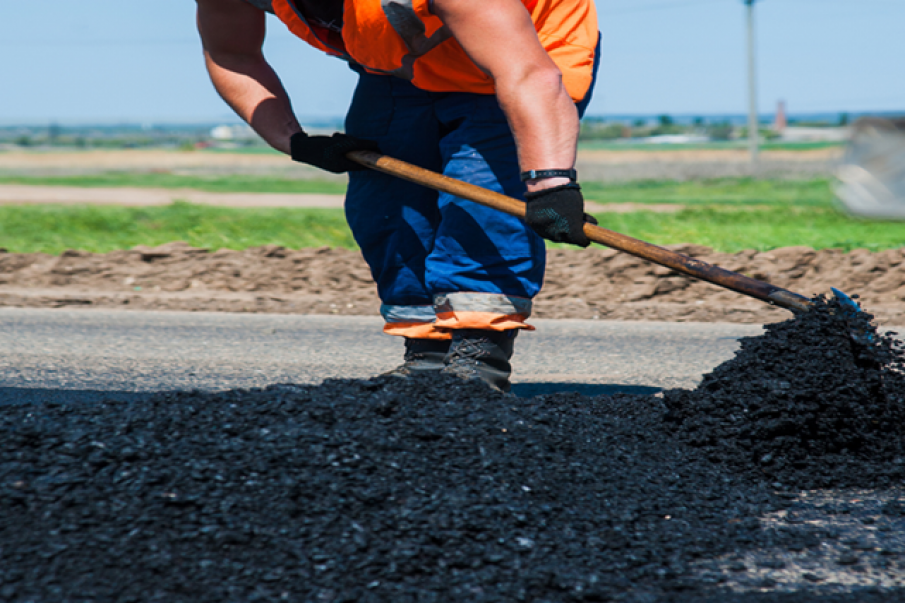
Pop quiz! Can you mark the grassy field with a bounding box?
[576,141,844,152]
[0,173,347,195]
[0,176,901,255]
[581,178,832,207]
[0,203,355,254]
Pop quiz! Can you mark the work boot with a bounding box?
[383,338,450,378]
[440,329,518,393]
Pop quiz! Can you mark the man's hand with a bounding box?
[524,184,598,247]
[290,132,380,173]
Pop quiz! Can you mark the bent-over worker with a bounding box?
[195,0,600,391]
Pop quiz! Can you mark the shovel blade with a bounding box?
[831,287,861,314]
[831,287,874,344]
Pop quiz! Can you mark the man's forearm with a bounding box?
[204,51,302,155]
[495,68,580,192]
[430,0,581,192]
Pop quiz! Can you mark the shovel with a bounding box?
[347,150,861,316]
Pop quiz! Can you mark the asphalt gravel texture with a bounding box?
[2,297,904,602]
[664,295,905,490]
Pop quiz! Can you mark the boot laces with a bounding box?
[446,337,491,367]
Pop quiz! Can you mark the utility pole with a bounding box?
[745,0,759,169]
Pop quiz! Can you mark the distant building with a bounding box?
[780,127,849,143]
[774,100,787,133]
[643,134,710,145]
[210,124,259,141]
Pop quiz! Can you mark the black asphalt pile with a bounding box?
[664,295,905,490]
[3,297,905,601]
[1,374,868,603]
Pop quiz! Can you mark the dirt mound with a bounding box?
[664,296,905,490]
[1,243,904,325]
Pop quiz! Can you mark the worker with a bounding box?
[196,0,599,392]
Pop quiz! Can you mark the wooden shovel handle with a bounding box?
[347,150,813,314]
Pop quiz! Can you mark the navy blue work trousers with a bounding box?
[344,56,597,338]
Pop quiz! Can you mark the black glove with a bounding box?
[290,131,380,174]
[524,183,598,247]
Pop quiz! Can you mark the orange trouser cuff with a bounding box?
[383,322,453,340]
[432,311,534,332]
[382,293,534,338]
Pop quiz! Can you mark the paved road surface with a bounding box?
[0,307,763,404]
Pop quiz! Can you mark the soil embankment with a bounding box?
[1,243,903,325]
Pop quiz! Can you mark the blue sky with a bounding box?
[0,0,901,125]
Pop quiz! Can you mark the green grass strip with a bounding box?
[0,201,900,255]
[577,141,844,152]
[0,177,900,255]
[570,206,903,253]
[581,177,834,207]
[0,202,355,255]
[0,173,347,195]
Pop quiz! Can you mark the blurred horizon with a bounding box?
[1,1,902,125]
[1,111,900,130]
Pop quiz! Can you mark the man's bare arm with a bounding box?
[196,0,302,154]
[431,0,581,192]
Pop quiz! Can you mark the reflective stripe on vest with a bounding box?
[271,0,597,102]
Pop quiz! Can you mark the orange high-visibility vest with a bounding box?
[271,0,598,102]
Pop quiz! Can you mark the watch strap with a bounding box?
[519,169,577,182]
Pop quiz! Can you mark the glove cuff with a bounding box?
[289,131,309,162]
[524,182,581,201]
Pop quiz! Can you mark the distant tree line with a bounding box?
[580,112,853,142]
[0,123,270,151]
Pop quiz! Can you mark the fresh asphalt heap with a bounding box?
[665,295,905,490]
[1,297,903,602]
